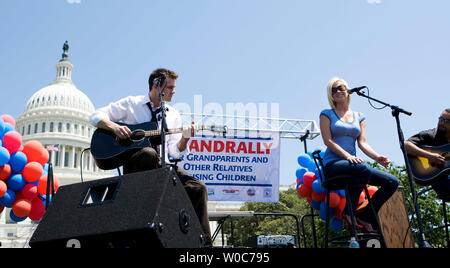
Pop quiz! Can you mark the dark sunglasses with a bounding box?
[438,116,450,124]
[331,85,347,94]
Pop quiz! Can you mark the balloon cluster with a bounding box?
[295,150,378,232]
[0,114,60,222]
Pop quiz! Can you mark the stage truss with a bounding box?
[180,113,320,140]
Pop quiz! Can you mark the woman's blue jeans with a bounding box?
[324,160,399,219]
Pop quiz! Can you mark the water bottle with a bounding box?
[349,237,360,248]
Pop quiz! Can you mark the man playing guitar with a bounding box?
[405,108,450,200]
[89,68,212,247]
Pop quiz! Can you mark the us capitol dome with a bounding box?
[16,41,111,185]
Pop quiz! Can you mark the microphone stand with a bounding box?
[353,89,431,248]
[155,78,168,168]
[299,130,318,248]
[45,154,55,211]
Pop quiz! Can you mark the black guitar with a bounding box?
[90,122,227,170]
[407,144,450,186]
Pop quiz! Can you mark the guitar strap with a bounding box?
[146,102,162,153]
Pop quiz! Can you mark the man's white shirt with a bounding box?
[90,94,188,164]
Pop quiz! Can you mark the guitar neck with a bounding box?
[143,125,211,137]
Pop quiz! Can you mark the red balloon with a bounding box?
[358,191,366,205]
[338,197,346,211]
[367,186,378,197]
[334,209,342,219]
[14,191,25,201]
[3,131,22,154]
[357,191,368,210]
[0,164,12,181]
[37,174,60,196]
[326,193,341,208]
[1,114,16,127]
[302,172,317,188]
[12,199,32,218]
[358,200,369,210]
[21,140,45,164]
[22,184,38,201]
[311,192,325,202]
[22,162,44,182]
[0,206,4,215]
[297,184,312,198]
[29,198,45,221]
[38,149,49,166]
[0,180,7,198]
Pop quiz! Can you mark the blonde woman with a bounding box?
[319,77,399,231]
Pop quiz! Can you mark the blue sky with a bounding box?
[1,0,449,186]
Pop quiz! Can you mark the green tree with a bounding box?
[222,189,311,248]
[222,163,449,248]
[382,162,449,248]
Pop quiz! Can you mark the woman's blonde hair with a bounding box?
[327,77,351,109]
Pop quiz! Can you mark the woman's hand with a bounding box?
[346,155,364,164]
[377,155,391,168]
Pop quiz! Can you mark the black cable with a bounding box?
[364,87,388,110]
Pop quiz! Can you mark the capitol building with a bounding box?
[15,42,111,184]
[0,42,112,247]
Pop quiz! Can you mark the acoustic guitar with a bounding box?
[90,122,227,170]
[407,144,450,186]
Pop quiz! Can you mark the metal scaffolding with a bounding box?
[180,113,321,140]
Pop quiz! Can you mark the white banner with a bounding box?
[179,130,280,202]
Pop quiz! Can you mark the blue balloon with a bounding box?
[9,152,27,173]
[3,122,15,134]
[0,147,10,166]
[319,208,334,221]
[9,210,27,223]
[337,189,346,197]
[314,166,323,178]
[312,179,325,194]
[0,189,16,207]
[297,154,311,167]
[0,117,4,136]
[42,163,49,176]
[40,194,53,207]
[319,201,334,220]
[298,154,317,171]
[319,151,325,158]
[7,174,26,191]
[310,200,321,210]
[330,218,343,232]
[307,162,318,172]
[296,168,307,180]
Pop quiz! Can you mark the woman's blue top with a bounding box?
[320,109,366,166]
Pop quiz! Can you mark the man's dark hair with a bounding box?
[148,68,178,91]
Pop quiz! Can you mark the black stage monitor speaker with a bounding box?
[29,167,206,248]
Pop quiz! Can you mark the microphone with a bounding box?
[153,74,165,85]
[347,86,367,94]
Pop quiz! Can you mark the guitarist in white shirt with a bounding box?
[89,68,212,247]
[405,108,450,200]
